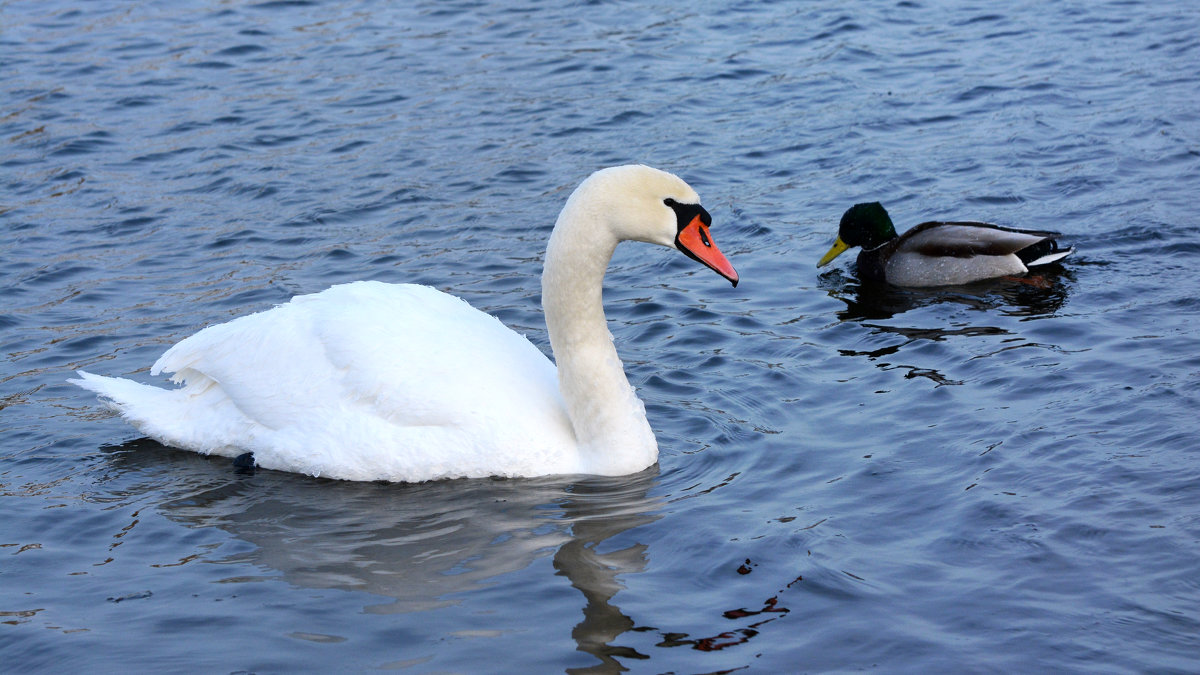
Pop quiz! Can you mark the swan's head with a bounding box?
[569,165,739,286]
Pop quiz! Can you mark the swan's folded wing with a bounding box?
[150,297,345,430]
[308,282,570,436]
[147,281,570,451]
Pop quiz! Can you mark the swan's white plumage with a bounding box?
[77,282,577,481]
[72,165,734,482]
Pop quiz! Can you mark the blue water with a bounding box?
[4,1,1200,672]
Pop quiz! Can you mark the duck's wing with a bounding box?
[896,221,1064,259]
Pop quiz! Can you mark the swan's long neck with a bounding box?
[541,191,658,473]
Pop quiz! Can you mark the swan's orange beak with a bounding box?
[676,215,739,287]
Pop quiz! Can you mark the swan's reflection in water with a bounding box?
[106,440,660,667]
[551,479,657,671]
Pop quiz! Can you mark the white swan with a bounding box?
[72,165,739,482]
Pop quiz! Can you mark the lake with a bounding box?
[3,1,1199,672]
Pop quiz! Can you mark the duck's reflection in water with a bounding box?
[816,267,1075,387]
[819,265,1073,322]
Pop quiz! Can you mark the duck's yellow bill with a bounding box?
[817,237,850,267]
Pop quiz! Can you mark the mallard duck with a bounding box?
[817,202,1073,287]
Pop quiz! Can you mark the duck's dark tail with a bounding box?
[1019,238,1074,267]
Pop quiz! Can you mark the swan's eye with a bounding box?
[664,198,712,234]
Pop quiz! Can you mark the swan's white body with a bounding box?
[73,165,738,482]
[76,282,581,481]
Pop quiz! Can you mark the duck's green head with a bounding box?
[817,202,898,267]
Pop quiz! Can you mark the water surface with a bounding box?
[3,1,1200,672]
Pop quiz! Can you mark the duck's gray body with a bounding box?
[859,221,1073,287]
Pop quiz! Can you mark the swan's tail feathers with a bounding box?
[1026,246,1074,267]
[70,371,244,458]
[71,371,165,414]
